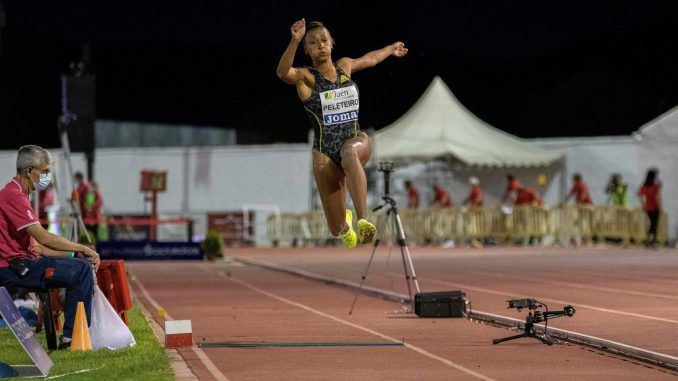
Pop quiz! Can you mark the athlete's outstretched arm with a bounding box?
[276,18,306,84]
[338,42,408,76]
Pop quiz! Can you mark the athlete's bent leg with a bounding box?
[340,132,371,220]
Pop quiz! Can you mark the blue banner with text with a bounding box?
[96,241,203,260]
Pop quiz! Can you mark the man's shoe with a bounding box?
[57,336,72,350]
[340,210,357,249]
[357,219,376,244]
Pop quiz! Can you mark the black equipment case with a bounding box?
[414,291,469,318]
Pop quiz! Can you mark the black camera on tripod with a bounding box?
[378,161,394,173]
[507,298,539,310]
[375,162,396,202]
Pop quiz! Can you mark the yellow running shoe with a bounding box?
[340,210,357,249]
[357,219,376,244]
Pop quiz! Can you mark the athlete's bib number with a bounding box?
[319,85,359,125]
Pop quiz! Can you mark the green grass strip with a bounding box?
[200,341,405,348]
[0,304,173,380]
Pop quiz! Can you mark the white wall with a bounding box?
[93,145,312,237]
[0,145,311,239]
[530,136,641,207]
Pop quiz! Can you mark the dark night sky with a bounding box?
[1,1,677,148]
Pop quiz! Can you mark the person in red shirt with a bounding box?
[82,181,104,233]
[432,184,452,208]
[38,183,56,228]
[637,168,662,246]
[404,180,420,209]
[73,172,90,214]
[515,185,543,206]
[464,177,483,207]
[0,145,100,350]
[503,174,521,205]
[565,173,593,205]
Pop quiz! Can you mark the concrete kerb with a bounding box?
[234,256,678,372]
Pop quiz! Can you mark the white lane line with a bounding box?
[45,367,99,379]
[421,277,678,325]
[212,270,495,381]
[190,346,230,381]
[465,270,678,300]
[132,278,231,381]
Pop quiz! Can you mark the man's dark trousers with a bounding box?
[0,257,93,338]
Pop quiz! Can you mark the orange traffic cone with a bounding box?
[71,302,92,351]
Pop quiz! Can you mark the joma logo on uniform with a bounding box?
[323,111,358,125]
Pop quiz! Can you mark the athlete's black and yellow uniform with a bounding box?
[303,65,360,166]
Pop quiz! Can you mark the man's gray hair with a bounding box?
[16,145,52,173]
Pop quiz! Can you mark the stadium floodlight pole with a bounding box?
[58,75,92,244]
[349,161,421,315]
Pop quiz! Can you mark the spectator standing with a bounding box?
[606,174,628,207]
[38,183,56,229]
[404,180,420,209]
[73,172,90,214]
[565,173,593,205]
[503,174,521,205]
[637,168,662,247]
[82,181,103,234]
[464,177,483,207]
[432,184,452,208]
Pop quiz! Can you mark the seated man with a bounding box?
[0,145,100,349]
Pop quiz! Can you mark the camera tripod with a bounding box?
[58,115,93,245]
[492,305,576,346]
[349,162,420,314]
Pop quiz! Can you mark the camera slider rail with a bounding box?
[493,301,576,346]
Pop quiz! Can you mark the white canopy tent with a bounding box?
[373,76,563,167]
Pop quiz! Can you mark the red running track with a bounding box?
[128,246,677,380]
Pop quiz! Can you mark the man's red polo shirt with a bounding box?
[0,179,40,268]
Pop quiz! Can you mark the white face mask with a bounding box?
[31,169,52,192]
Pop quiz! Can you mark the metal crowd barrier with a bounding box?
[267,205,668,247]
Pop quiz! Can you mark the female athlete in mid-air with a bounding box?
[276,18,408,248]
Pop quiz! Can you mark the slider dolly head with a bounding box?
[492,299,576,346]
